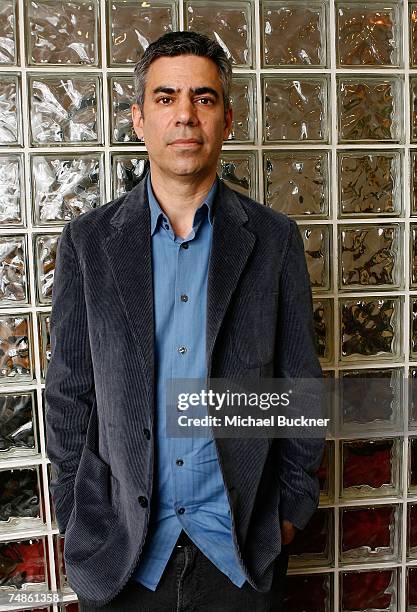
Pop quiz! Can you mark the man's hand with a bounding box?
[280,519,296,545]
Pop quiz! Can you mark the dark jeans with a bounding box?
[78,531,290,612]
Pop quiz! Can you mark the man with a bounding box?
[45,31,324,611]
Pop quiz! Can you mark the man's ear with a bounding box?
[223,106,233,141]
[131,103,144,141]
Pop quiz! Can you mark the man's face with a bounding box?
[131,55,233,180]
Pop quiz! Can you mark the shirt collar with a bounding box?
[147,172,218,236]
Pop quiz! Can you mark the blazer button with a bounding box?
[138,496,148,508]
[143,427,150,440]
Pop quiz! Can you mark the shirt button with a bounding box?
[138,496,148,508]
[180,294,188,302]
[178,346,187,354]
[176,458,184,466]
[178,507,185,515]
[181,242,189,249]
[143,427,150,440]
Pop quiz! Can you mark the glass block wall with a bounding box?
[0,0,416,610]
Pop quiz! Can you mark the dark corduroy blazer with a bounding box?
[45,172,324,607]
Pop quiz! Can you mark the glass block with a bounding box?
[410,298,417,358]
[264,150,329,218]
[0,74,20,145]
[54,534,71,593]
[34,233,59,304]
[283,573,333,612]
[340,504,400,565]
[410,368,417,428]
[318,440,334,503]
[288,508,333,568]
[339,224,403,290]
[0,392,37,459]
[337,76,402,143]
[111,154,149,198]
[338,150,402,217]
[313,298,333,365]
[0,1,16,65]
[31,154,104,224]
[228,75,256,144]
[0,154,23,225]
[410,79,417,143]
[26,0,99,65]
[38,312,50,381]
[407,566,417,611]
[217,152,258,199]
[341,569,398,612]
[109,76,139,144]
[262,1,326,67]
[408,503,417,559]
[60,605,78,612]
[341,438,401,499]
[0,314,33,381]
[299,224,331,291]
[410,438,417,493]
[0,466,42,533]
[185,0,253,68]
[411,4,417,67]
[336,2,401,67]
[412,152,417,216]
[0,537,48,592]
[263,76,328,143]
[340,296,403,362]
[108,0,177,66]
[29,74,102,145]
[0,235,28,305]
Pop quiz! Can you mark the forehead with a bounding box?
[145,55,222,90]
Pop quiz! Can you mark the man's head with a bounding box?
[131,31,233,182]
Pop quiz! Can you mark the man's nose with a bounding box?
[175,98,198,125]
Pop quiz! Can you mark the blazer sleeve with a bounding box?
[44,221,96,535]
[273,219,325,531]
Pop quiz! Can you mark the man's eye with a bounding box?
[157,97,172,104]
[197,98,213,105]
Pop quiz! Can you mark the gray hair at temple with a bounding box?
[133,31,233,119]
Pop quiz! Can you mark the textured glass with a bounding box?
[283,573,333,612]
[111,154,149,198]
[0,1,16,65]
[411,4,417,67]
[410,298,417,358]
[31,154,103,224]
[412,152,417,215]
[288,508,333,568]
[408,503,417,558]
[341,438,401,499]
[0,392,36,458]
[339,224,402,290]
[34,234,58,304]
[0,315,32,381]
[185,1,253,67]
[410,368,417,428]
[0,75,20,145]
[0,537,47,589]
[0,235,28,305]
[336,3,401,67]
[313,298,333,364]
[410,225,417,287]
[341,569,398,612]
[410,438,417,493]
[338,151,402,217]
[109,76,139,144]
[263,76,328,143]
[0,154,23,225]
[411,79,417,143]
[217,152,257,199]
[26,1,99,65]
[0,466,41,532]
[338,76,402,142]
[264,151,329,218]
[318,440,334,504]
[38,312,50,381]
[300,225,331,291]
[29,74,102,145]
[108,0,177,66]
[54,534,70,593]
[340,296,402,362]
[262,1,326,67]
[340,504,400,564]
[407,566,417,609]
[228,76,256,143]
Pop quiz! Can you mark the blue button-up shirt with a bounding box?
[133,172,247,590]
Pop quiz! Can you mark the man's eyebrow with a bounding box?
[152,86,219,99]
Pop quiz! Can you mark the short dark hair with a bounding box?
[133,31,232,117]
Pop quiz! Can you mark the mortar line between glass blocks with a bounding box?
[253,0,264,202]
[101,0,111,202]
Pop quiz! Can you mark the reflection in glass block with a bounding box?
[340,296,402,361]
[217,152,257,199]
[26,0,99,65]
[0,537,48,589]
[108,0,177,65]
[111,155,149,198]
[54,534,71,593]
[0,392,36,458]
[338,151,402,217]
[31,155,103,224]
[318,440,334,503]
[283,573,333,612]
[0,154,23,225]
[0,314,32,381]
[228,76,256,143]
[38,313,50,381]
[412,152,417,215]
[263,76,328,142]
[34,234,58,304]
[336,3,401,67]
[411,4,417,67]
[0,1,16,64]
[410,368,417,428]
[341,438,401,499]
[407,566,417,610]
[340,504,399,565]
[411,79,417,142]
[408,503,417,559]
[299,225,331,291]
[339,224,402,290]
[29,75,102,145]
[313,298,333,364]
[0,235,28,304]
[109,76,139,144]
[0,75,20,145]
[185,0,253,67]
[288,508,333,569]
[410,438,417,492]
[0,467,41,532]
[338,77,402,142]
[262,1,326,67]
[264,151,329,218]
[410,298,417,358]
[341,569,398,612]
